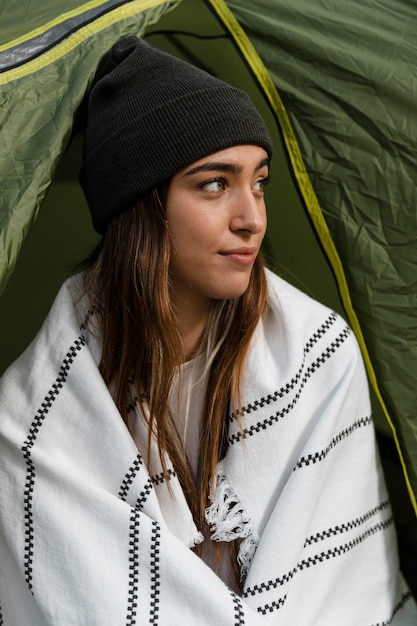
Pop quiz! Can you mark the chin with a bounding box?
[211,280,251,301]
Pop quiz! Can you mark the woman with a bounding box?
[0,36,415,625]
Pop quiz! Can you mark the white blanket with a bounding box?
[0,269,415,625]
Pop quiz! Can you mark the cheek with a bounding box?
[168,217,204,267]
[170,210,216,249]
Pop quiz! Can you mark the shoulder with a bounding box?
[238,269,372,445]
[0,273,99,429]
[262,268,363,373]
[265,268,338,324]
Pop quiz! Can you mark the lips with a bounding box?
[218,247,258,266]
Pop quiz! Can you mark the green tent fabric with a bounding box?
[1,0,416,521]
[0,0,179,293]
[210,0,417,509]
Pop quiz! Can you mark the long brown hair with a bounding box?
[83,181,268,580]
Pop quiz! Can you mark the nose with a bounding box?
[229,188,266,235]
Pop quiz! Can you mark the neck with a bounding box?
[171,292,211,362]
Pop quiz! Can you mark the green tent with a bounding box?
[1,0,416,588]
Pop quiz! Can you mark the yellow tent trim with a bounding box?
[206,0,417,514]
[0,0,180,85]
[0,0,122,53]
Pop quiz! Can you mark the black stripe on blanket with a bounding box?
[151,468,177,486]
[117,433,178,498]
[21,336,86,594]
[229,312,339,423]
[304,312,338,353]
[126,513,162,626]
[135,480,154,511]
[126,508,140,626]
[149,521,161,624]
[231,591,245,626]
[119,454,145,501]
[304,499,391,546]
[292,415,373,472]
[0,601,3,626]
[244,517,394,614]
[231,592,245,625]
[228,326,351,445]
[118,454,152,506]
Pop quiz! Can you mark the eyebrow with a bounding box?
[183,156,270,177]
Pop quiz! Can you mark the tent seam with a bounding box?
[0,0,181,85]
[0,0,134,53]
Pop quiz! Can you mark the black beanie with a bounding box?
[79,36,273,234]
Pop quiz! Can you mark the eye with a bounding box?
[199,178,226,192]
[254,176,270,193]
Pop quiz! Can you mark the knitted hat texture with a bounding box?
[79,36,273,233]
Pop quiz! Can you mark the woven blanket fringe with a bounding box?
[205,460,259,579]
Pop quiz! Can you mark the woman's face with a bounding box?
[166,144,269,311]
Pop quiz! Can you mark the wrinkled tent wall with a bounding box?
[0,0,179,296]
[207,0,417,510]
